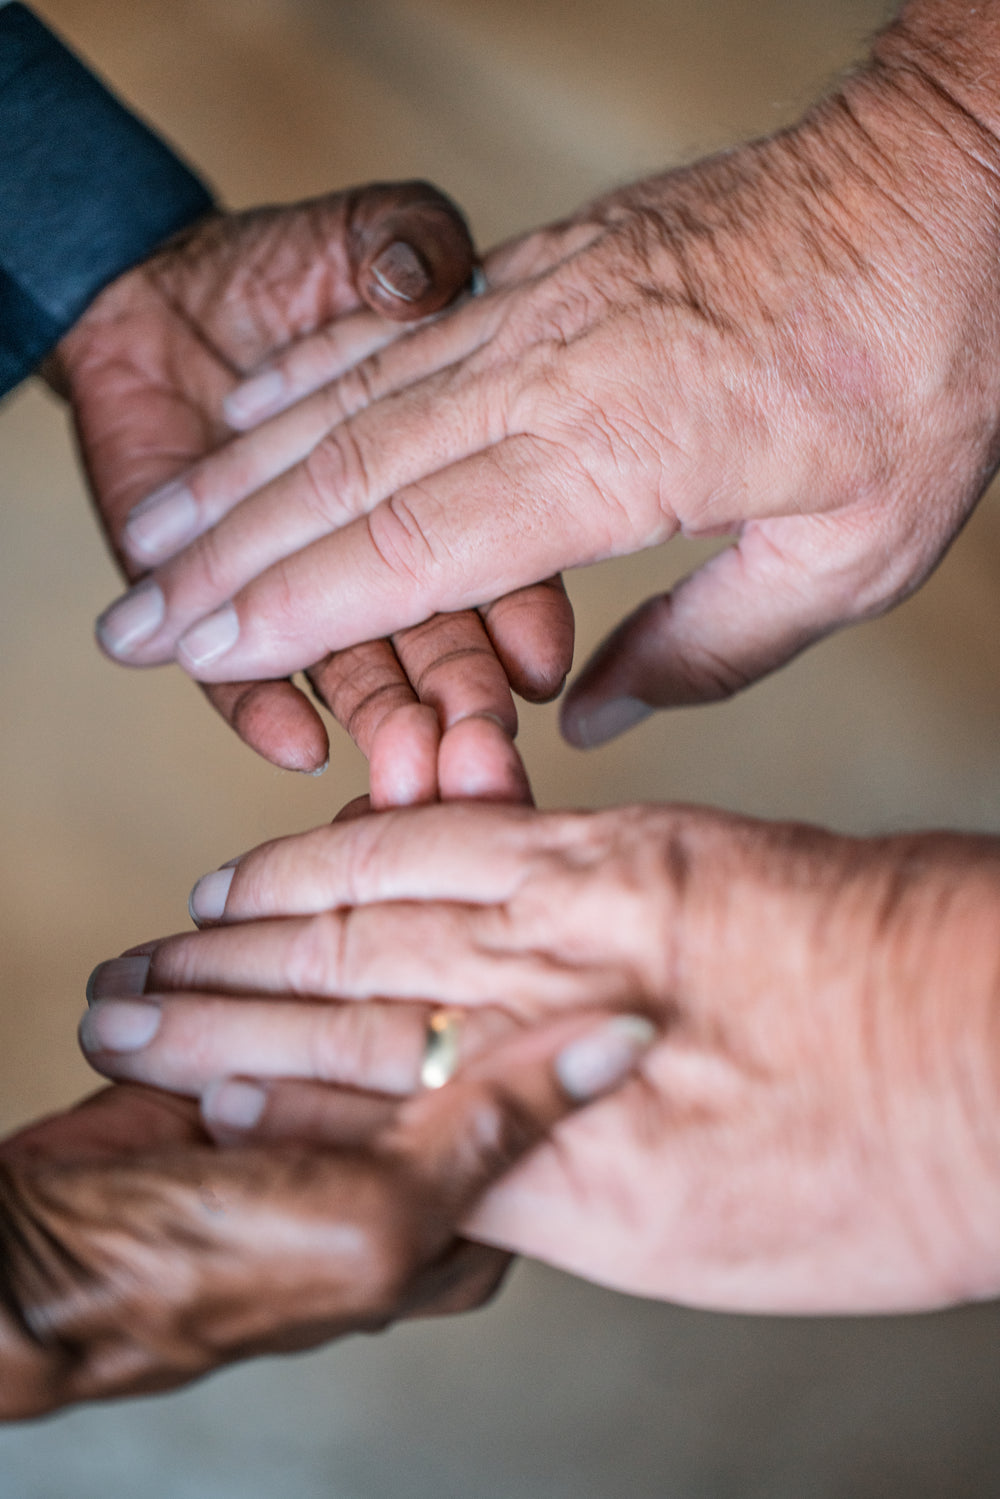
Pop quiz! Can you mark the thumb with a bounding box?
[349,181,477,322]
[382,1011,657,1221]
[561,515,878,748]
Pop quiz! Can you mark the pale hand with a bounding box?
[92,17,1000,747]
[84,801,1000,1316]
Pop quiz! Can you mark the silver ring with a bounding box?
[469,265,488,298]
[421,1009,463,1090]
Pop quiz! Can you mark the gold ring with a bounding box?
[421,1009,463,1090]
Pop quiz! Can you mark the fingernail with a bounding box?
[189,866,235,924]
[202,1079,267,1131]
[555,1015,656,1101]
[308,759,329,778]
[370,241,431,303]
[177,603,240,669]
[565,697,653,749]
[122,483,198,563]
[96,581,165,658]
[80,999,162,1054]
[86,954,151,1006]
[223,369,287,429]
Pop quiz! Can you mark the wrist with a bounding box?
[872,0,1000,146]
[866,835,1000,1303]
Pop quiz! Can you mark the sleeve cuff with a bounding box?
[0,4,215,397]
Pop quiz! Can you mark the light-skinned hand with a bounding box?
[92,9,1000,746]
[82,800,1000,1316]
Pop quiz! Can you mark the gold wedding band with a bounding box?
[421,1009,463,1090]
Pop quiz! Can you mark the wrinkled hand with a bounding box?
[85,802,1000,1314]
[93,17,1000,745]
[51,180,571,792]
[0,1009,645,1419]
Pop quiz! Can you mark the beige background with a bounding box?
[3,1,1000,1493]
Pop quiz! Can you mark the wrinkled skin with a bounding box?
[0,1011,642,1420]
[86,801,1000,1315]
[51,181,573,795]
[91,9,1000,751]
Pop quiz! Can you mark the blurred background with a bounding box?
[3,0,1000,1493]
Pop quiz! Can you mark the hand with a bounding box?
[50,181,572,789]
[0,1010,648,1419]
[92,17,1000,744]
[84,802,1000,1314]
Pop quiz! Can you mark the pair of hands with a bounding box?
[87,13,1000,756]
[0,1008,650,1418]
[84,798,1000,1317]
[52,178,570,803]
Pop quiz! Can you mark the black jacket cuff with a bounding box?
[0,3,215,397]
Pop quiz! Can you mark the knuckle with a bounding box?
[302,425,371,527]
[365,489,438,593]
[185,522,235,603]
[285,912,347,997]
[309,1001,386,1088]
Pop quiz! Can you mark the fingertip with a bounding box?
[353,182,476,322]
[437,716,533,805]
[201,1079,268,1141]
[481,579,575,703]
[369,703,441,810]
[559,692,652,750]
[189,866,235,926]
[206,680,330,774]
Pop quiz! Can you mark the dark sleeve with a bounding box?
[0,3,215,398]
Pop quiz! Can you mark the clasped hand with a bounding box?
[91,39,1000,753]
[85,800,1000,1317]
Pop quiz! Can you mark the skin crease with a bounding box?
[89,1,1000,753]
[87,801,1000,1317]
[0,1013,647,1419]
[51,180,573,792]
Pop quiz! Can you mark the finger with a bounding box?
[436,716,533,806]
[367,703,442,809]
[167,434,627,683]
[95,311,516,667]
[479,576,575,703]
[201,679,330,774]
[381,1010,657,1220]
[222,309,404,431]
[309,608,522,808]
[139,903,627,1016]
[186,804,540,922]
[79,993,514,1097]
[347,179,477,323]
[114,287,502,577]
[560,513,884,747]
[332,793,373,822]
[200,1078,398,1148]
